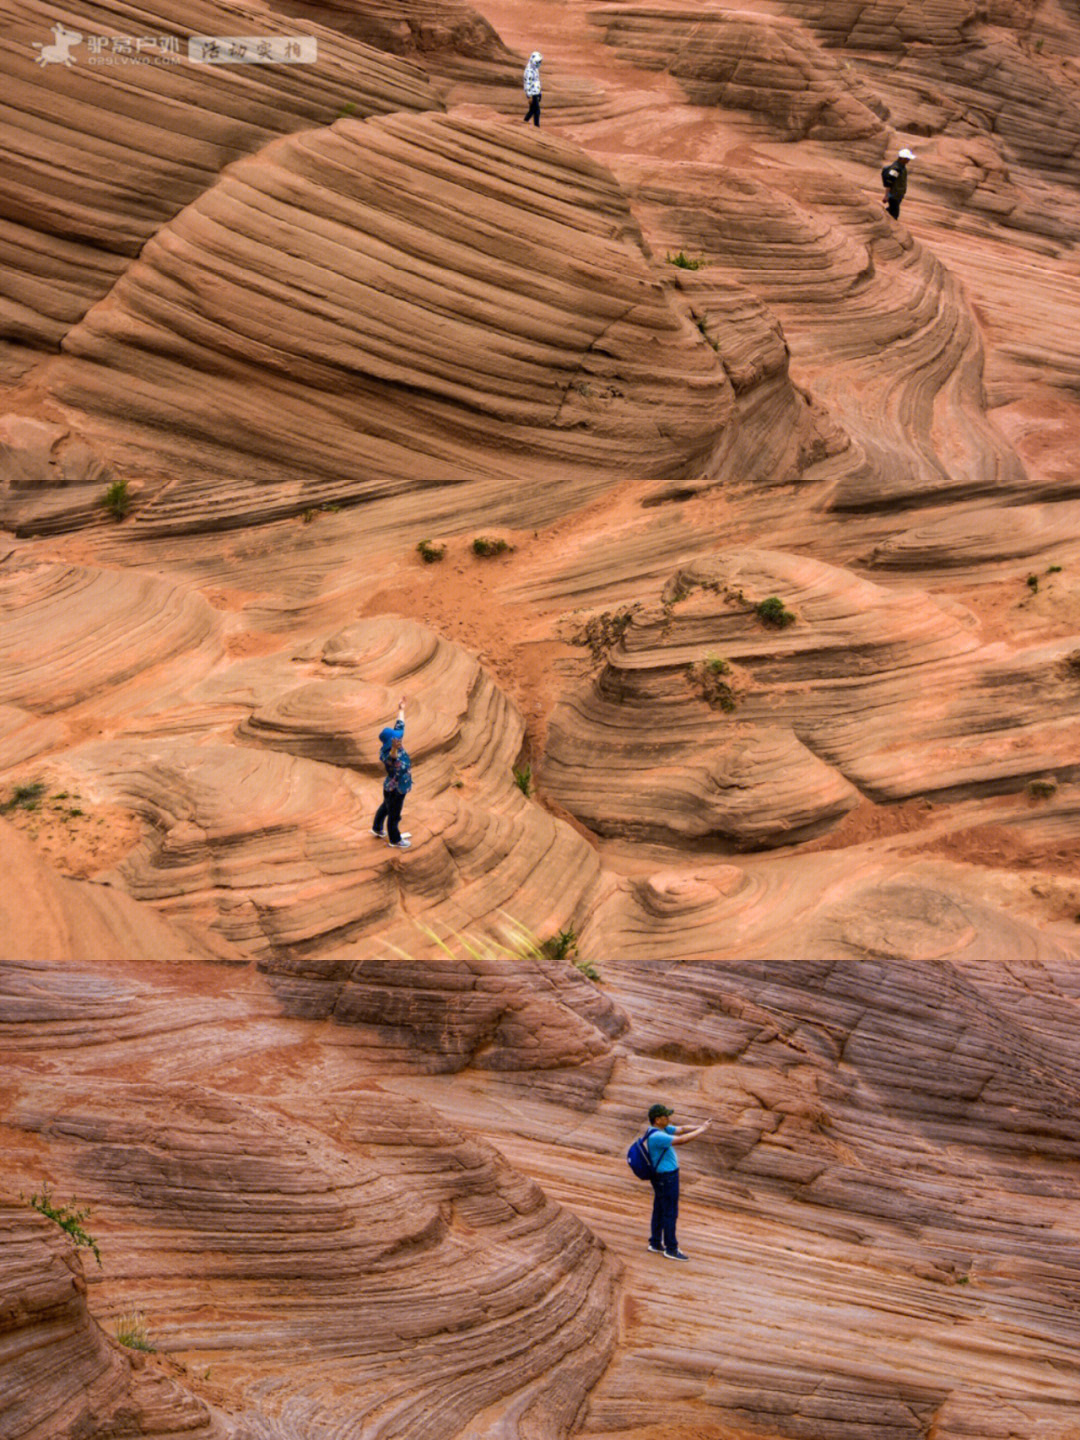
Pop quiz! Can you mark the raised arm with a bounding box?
[671,1120,711,1146]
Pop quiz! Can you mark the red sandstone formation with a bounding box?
[3,0,1080,1437]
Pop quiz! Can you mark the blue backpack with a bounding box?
[626,1126,658,1180]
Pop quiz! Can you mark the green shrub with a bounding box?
[756,595,795,628]
[101,479,130,520]
[667,251,704,270]
[417,539,446,564]
[513,764,532,796]
[542,926,578,960]
[115,1311,153,1351]
[472,536,512,557]
[26,1185,101,1266]
[1026,573,1039,593]
[575,960,601,982]
[691,660,736,712]
[1028,777,1057,799]
[1,781,47,814]
[578,608,634,659]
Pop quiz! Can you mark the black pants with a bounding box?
[524,94,541,127]
[885,194,902,219]
[649,1169,679,1253]
[373,788,405,844]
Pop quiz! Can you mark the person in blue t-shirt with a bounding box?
[645,1103,710,1261]
[371,696,413,849]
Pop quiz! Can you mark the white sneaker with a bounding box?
[387,838,412,849]
[370,829,384,838]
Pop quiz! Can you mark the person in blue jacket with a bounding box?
[645,1103,710,1261]
[371,696,413,849]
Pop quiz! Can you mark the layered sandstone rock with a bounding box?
[4,110,727,536]
[0,0,439,365]
[3,1,1080,1438]
[0,1201,226,1440]
[2,1067,618,1440]
[543,548,1080,846]
[588,6,882,141]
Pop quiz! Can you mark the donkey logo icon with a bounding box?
[33,24,83,66]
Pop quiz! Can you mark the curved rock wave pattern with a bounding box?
[542,548,1080,846]
[628,159,1028,514]
[3,1082,618,1440]
[588,6,883,141]
[32,111,728,535]
[0,1201,226,1440]
[0,555,223,716]
[0,0,439,360]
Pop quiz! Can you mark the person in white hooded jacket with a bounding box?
[523,51,542,126]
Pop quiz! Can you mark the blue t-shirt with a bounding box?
[647,1125,677,1173]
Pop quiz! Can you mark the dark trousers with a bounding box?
[885,194,902,219]
[649,1169,679,1253]
[373,788,405,844]
[524,94,541,127]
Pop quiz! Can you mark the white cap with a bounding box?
[898,148,916,161]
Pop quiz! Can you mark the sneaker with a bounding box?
[387,838,412,849]
[664,1249,689,1261]
[370,829,384,838]
[647,1243,663,1254]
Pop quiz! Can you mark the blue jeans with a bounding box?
[373,788,405,843]
[649,1169,679,1253]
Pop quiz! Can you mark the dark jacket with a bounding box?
[882,161,908,200]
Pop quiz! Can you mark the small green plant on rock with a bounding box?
[513,764,532,796]
[542,926,579,961]
[1026,573,1039,593]
[26,1184,101,1266]
[756,595,795,628]
[667,251,704,270]
[1028,777,1058,799]
[417,539,446,564]
[101,479,131,521]
[115,1311,153,1351]
[1,781,47,814]
[577,608,635,659]
[472,536,512,557]
[690,658,737,712]
[575,959,601,982]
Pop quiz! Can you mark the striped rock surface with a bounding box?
[2,0,1080,1438]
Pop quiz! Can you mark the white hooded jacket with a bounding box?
[524,52,542,96]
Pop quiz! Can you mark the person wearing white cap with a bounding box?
[882,148,916,219]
